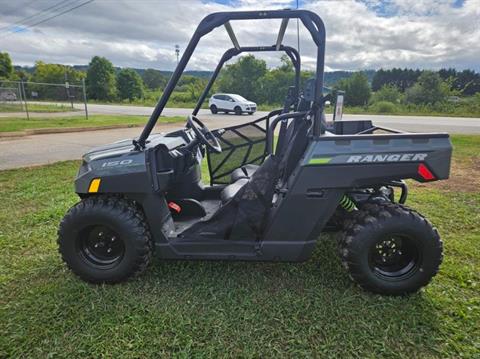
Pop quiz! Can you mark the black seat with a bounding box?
[220,178,248,203]
[230,164,259,182]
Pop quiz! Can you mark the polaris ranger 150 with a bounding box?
[58,9,451,295]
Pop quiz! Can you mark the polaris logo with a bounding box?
[347,153,428,163]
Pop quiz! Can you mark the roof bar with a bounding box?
[275,18,289,50]
[224,21,240,50]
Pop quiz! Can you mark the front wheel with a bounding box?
[58,196,152,284]
[338,202,442,295]
[234,106,242,115]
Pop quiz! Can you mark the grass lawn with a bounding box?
[0,115,185,133]
[0,135,478,357]
[0,103,78,113]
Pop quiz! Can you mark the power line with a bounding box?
[3,0,95,36]
[0,0,74,33]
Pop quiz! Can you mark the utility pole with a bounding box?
[175,44,180,65]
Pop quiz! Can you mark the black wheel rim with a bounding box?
[77,225,125,268]
[368,234,421,280]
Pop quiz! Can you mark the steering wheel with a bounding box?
[187,114,222,154]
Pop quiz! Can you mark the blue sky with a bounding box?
[1,0,478,71]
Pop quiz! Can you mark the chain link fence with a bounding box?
[0,80,88,120]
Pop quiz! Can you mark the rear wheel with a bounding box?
[210,105,218,114]
[58,196,152,284]
[338,202,442,295]
[234,106,242,115]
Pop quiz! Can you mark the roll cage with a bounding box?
[134,9,327,149]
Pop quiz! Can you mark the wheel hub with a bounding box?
[78,225,125,267]
[370,234,420,279]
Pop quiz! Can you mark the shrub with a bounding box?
[169,92,193,103]
[370,101,397,113]
[372,85,402,104]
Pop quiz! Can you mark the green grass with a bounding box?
[0,115,185,133]
[0,135,479,357]
[0,103,78,113]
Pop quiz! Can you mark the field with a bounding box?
[0,135,478,358]
[0,115,184,133]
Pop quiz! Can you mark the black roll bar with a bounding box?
[192,45,301,116]
[266,111,308,153]
[135,9,326,149]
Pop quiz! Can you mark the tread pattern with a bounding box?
[58,195,153,283]
[338,201,443,295]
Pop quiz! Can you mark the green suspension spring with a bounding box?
[340,195,356,212]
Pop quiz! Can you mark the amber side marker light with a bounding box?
[88,178,101,193]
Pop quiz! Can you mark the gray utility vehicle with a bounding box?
[58,9,452,295]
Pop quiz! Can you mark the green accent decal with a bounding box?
[308,157,332,165]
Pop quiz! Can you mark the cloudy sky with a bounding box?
[1,0,479,72]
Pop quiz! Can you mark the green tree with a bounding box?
[0,52,14,79]
[372,68,421,92]
[32,61,83,84]
[259,55,297,104]
[372,84,402,103]
[405,71,448,104]
[31,61,84,99]
[217,54,267,101]
[86,56,117,100]
[117,68,144,100]
[336,72,371,106]
[142,68,167,90]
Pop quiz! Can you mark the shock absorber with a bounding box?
[340,195,356,212]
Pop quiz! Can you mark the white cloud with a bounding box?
[0,0,478,71]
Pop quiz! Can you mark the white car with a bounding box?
[208,93,257,115]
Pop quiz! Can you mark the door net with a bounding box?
[207,117,269,184]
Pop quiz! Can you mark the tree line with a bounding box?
[1,51,479,110]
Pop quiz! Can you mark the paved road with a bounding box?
[82,103,480,134]
[0,115,249,170]
[1,104,479,170]
[9,102,480,133]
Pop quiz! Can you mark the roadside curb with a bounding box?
[0,123,145,138]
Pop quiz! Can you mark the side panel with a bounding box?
[263,133,452,252]
[303,134,452,186]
